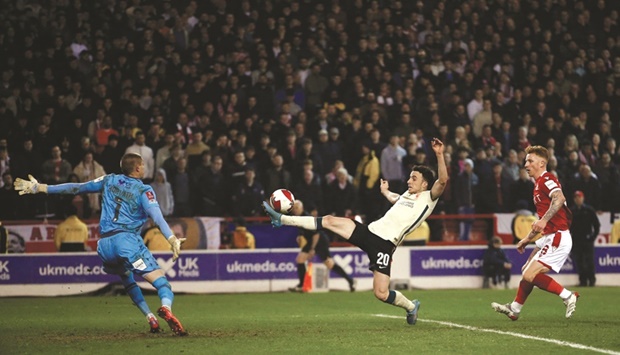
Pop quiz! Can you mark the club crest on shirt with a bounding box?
[146,191,157,204]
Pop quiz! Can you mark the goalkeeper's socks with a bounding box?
[281,215,321,230]
[296,263,306,287]
[383,290,415,311]
[121,274,151,316]
[153,276,174,308]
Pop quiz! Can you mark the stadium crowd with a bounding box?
[0,0,619,228]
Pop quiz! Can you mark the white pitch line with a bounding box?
[373,314,620,355]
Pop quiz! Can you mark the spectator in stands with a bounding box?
[478,161,513,213]
[315,128,343,177]
[295,138,323,180]
[41,146,72,184]
[228,150,249,188]
[570,191,600,287]
[231,167,265,217]
[294,168,324,215]
[262,154,292,196]
[0,0,617,225]
[95,116,119,148]
[230,217,256,249]
[571,165,602,211]
[10,138,42,180]
[454,158,478,241]
[196,155,228,216]
[170,158,191,217]
[162,144,185,180]
[54,207,89,252]
[150,169,174,217]
[483,237,512,289]
[511,167,535,213]
[593,152,620,212]
[155,134,175,172]
[185,131,210,171]
[380,134,407,194]
[354,142,381,223]
[125,131,154,182]
[0,173,20,220]
[73,152,106,216]
[97,135,123,175]
[326,167,357,217]
[0,146,9,187]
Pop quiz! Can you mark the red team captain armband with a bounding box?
[146,191,157,204]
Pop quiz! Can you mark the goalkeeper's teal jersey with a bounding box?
[47,174,173,238]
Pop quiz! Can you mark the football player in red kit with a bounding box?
[492,145,579,320]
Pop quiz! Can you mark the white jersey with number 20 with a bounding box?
[368,190,438,246]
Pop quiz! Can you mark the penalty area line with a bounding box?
[373,314,620,355]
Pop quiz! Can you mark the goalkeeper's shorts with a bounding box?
[97,232,161,276]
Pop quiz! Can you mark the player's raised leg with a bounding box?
[263,201,357,239]
[374,272,420,325]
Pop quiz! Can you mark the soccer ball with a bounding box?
[269,189,295,214]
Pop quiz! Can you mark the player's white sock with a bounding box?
[393,290,415,311]
[510,301,523,312]
[146,313,155,320]
[281,215,318,230]
[559,289,571,299]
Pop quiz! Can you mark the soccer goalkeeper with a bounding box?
[14,153,187,336]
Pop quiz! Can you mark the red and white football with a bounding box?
[269,189,295,214]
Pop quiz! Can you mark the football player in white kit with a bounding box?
[263,138,448,325]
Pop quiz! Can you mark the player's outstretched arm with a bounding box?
[142,189,186,261]
[430,138,449,201]
[14,175,105,195]
[380,179,400,204]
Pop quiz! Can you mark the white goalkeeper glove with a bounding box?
[167,235,186,262]
[14,175,48,195]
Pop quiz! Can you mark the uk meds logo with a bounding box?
[156,257,200,278]
[0,260,10,281]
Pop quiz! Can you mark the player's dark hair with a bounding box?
[413,165,436,190]
[120,153,143,175]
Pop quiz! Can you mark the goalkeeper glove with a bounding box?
[167,235,186,262]
[14,175,48,195]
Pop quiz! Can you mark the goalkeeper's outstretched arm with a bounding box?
[141,190,186,261]
[14,175,105,195]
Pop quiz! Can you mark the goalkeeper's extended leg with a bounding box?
[152,276,187,336]
[120,273,160,333]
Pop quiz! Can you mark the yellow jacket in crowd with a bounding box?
[233,226,255,249]
[54,215,89,251]
[354,150,380,190]
[143,227,172,251]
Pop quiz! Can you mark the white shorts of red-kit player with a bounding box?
[526,230,573,273]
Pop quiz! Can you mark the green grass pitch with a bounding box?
[1,287,619,354]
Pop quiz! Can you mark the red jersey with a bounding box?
[533,171,572,234]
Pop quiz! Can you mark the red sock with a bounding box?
[532,274,563,296]
[515,279,534,304]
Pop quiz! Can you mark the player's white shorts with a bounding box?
[530,230,573,273]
